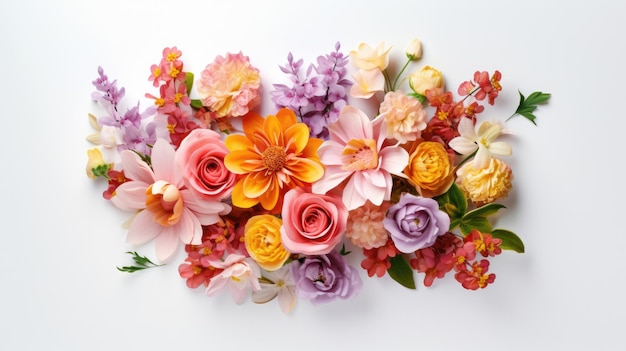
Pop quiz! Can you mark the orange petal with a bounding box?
[259,176,281,211]
[225,150,263,174]
[243,172,272,198]
[231,178,259,208]
[242,111,265,139]
[286,157,325,183]
[276,108,297,130]
[301,137,323,159]
[263,114,283,146]
[225,134,254,152]
[284,123,310,154]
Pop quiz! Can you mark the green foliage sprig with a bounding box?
[117,251,164,273]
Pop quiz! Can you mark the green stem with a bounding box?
[391,58,413,91]
[454,149,478,171]
[383,69,393,93]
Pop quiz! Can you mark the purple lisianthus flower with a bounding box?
[290,250,362,305]
[383,193,450,253]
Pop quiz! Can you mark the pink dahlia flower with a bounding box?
[111,139,231,262]
[312,106,409,210]
[196,52,261,118]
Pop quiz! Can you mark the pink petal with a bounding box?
[126,210,162,245]
[329,106,371,143]
[151,139,178,185]
[311,166,352,195]
[317,141,346,166]
[120,150,154,184]
[251,286,279,304]
[342,174,367,210]
[176,209,203,245]
[353,172,386,206]
[111,181,149,211]
[362,169,387,188]
[379,146,409,175]
[277,288,297,314]
[206,276,229,297]
[154,225,180,262]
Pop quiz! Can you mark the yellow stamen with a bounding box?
[262,146,287,172]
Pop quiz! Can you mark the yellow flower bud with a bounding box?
[86,148,109,179]
[409,66,444,96]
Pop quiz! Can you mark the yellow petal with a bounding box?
[259,177,281,211]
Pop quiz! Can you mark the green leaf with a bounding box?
[459,216,493,236]
[464,203,506,220]
[116,251,163,273]
[408,92,426,104]
[184,72,194,96]
[387,255,416,290]
[435,183,467,228]
[190,99,203,109]
[491,229,525,253]
[508,90,551,125]
[339,243,351,256]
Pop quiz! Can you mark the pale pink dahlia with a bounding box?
[111,139,231,262]
[345,201,390,249]
[196,52,261,118]
[379,91,427,143]
[312,106,409,210]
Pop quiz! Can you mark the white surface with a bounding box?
[1,0,624,350]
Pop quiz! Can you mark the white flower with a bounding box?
[251,265,297,314]
[449,118,512,169]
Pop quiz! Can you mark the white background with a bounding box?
[1,0,624,350]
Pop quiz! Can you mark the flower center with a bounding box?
[341,138,378,171]
[145,180,183,227]
[262,145,287,172]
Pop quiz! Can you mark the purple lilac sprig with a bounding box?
[270,42,352,139]
[91,67,156,156]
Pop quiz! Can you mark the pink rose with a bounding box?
[175,128,237,201]
[280,188,348,255]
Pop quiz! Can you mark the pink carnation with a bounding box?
[379,91,427,143]
[345,201,390,249]
[196,52,261,118]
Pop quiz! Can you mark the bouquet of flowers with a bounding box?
[85,39,550,313]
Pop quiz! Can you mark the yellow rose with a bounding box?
[405,141,454,197]
[456,158,513,206]
[409,66,444,96]
[244,214,290,271]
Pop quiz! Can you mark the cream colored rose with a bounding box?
[244,215,290,271]
[404,141,454,197]
[409,66,444,96]
[456,158,513,206]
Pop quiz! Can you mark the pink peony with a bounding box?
[379,90,427,143]
[280,187,348,255]
[196,52,261,118]
[345,201,390,249]
[175,128,237,201]
[111,139,231,262]
[312,105,409,210]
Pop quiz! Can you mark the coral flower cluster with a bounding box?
[86,40,549,314]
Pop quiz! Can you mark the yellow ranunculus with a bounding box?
[244,214,290,271]
[456,158,513,206]
[409,66,444,96]
[405,141,454,197]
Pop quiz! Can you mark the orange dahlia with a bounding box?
[224,108,324,211]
